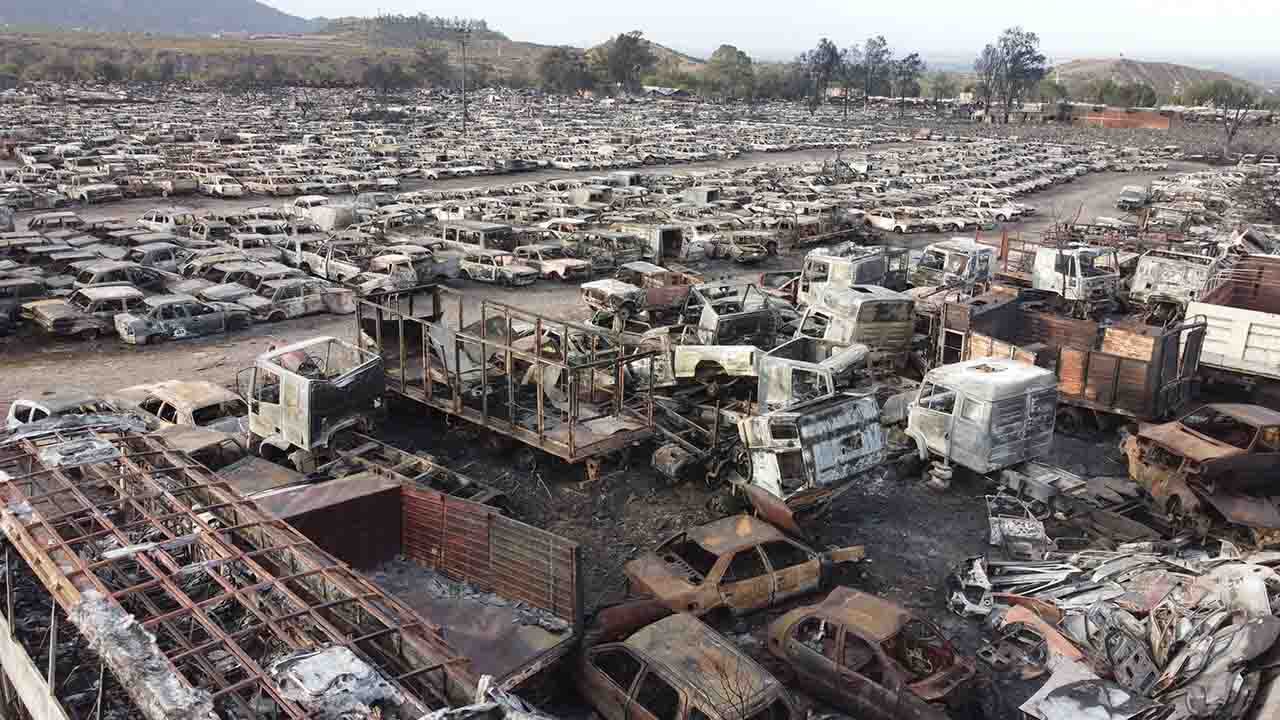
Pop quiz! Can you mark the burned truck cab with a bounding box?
[238,336,385,470]
[911,238,994,289]
[906,358,1057,475]
[1029,244,1120,312]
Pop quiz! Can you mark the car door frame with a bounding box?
[713,546,775,614]
[758,538,822,604]
[581,644,646,720]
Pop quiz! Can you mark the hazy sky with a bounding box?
[268,0,1278,63]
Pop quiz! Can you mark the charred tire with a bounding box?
[228,316,250,331]
[893,226,904,234]
[766,241,778,255]
[267,311,286,323]
[77,328,100,341]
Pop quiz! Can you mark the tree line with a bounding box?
[534,30,953,111]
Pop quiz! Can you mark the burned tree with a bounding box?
[1188,80,1260,156]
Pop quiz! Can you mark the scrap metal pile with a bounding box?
[949,487,1280,720]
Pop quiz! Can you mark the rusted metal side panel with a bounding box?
[400,484,582,630]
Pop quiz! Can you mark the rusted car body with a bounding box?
[768,587,975,720]
[1123,403,1280,537]
[624,515,864,617]
[615,261,701,316]
[578,613,799,720]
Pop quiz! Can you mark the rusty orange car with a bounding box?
[624,515,864,617]
[578,613,799,720]
[767,588,975,720]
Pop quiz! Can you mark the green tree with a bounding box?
[891,52,926,116]
[705,44,755,101]
[601,30,656,92]
[1037,78,1070,103]
[994,27,1047,121]
[800,38,842,113]
[537,46,594,96]
[413,45,453,88]
[1188,80,1259,154]
[861,36,892,106]
[928,70,958,107]
[973,43,1001,110]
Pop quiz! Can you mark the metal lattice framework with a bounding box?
[0,426,474,720]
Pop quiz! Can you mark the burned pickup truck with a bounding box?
[1123,403,1280,541]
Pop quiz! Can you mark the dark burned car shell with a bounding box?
[624,515,863,617]
[768,587,974,720]
[578,613,799,720]
[1124,403,1280,535]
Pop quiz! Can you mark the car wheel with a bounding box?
[893,226,904,234]
[997,214,1008,222]
[766,241,778,255]
[267,311,286,323]
[229,316,250,331]
[78,328,99,341]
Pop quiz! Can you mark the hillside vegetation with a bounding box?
[0,0,318,35]
[1054,58,1255,100]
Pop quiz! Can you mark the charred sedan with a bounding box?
[114,295,252,345]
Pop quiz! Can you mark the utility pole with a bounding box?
[457,26,472,140]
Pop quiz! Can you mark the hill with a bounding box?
[0,0,318,35]
[588,37,705,72]
[1053,58,1256,99]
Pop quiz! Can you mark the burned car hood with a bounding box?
[1138,422,1248,464]
[201,284,254,302]
[24,299,78,322]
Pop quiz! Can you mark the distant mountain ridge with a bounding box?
[0,0,319,35]
[1053,58,1256,98]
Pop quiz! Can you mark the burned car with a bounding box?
[513,244,593,281]
[581,278,647,317]
[110,380,249,434]
[579,613,799,720]
[625,515,864,618]
[5,391,118,431]
[768,587,975,720]
[1123,403,1280,538]
[22,285,148,340]
[237,278,355,322]
[460,248,539,286]
[114,294,252,345]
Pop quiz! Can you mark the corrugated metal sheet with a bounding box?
[401,486,580,624]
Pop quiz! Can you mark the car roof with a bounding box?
[129,380,239,410]
[77,286,144,300]
[686,515,786,555]
[144,294,199,307]
[262,278,310,289]
[809,587,911,643]
[624,614,779,708]
[1204,404,1280,427]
